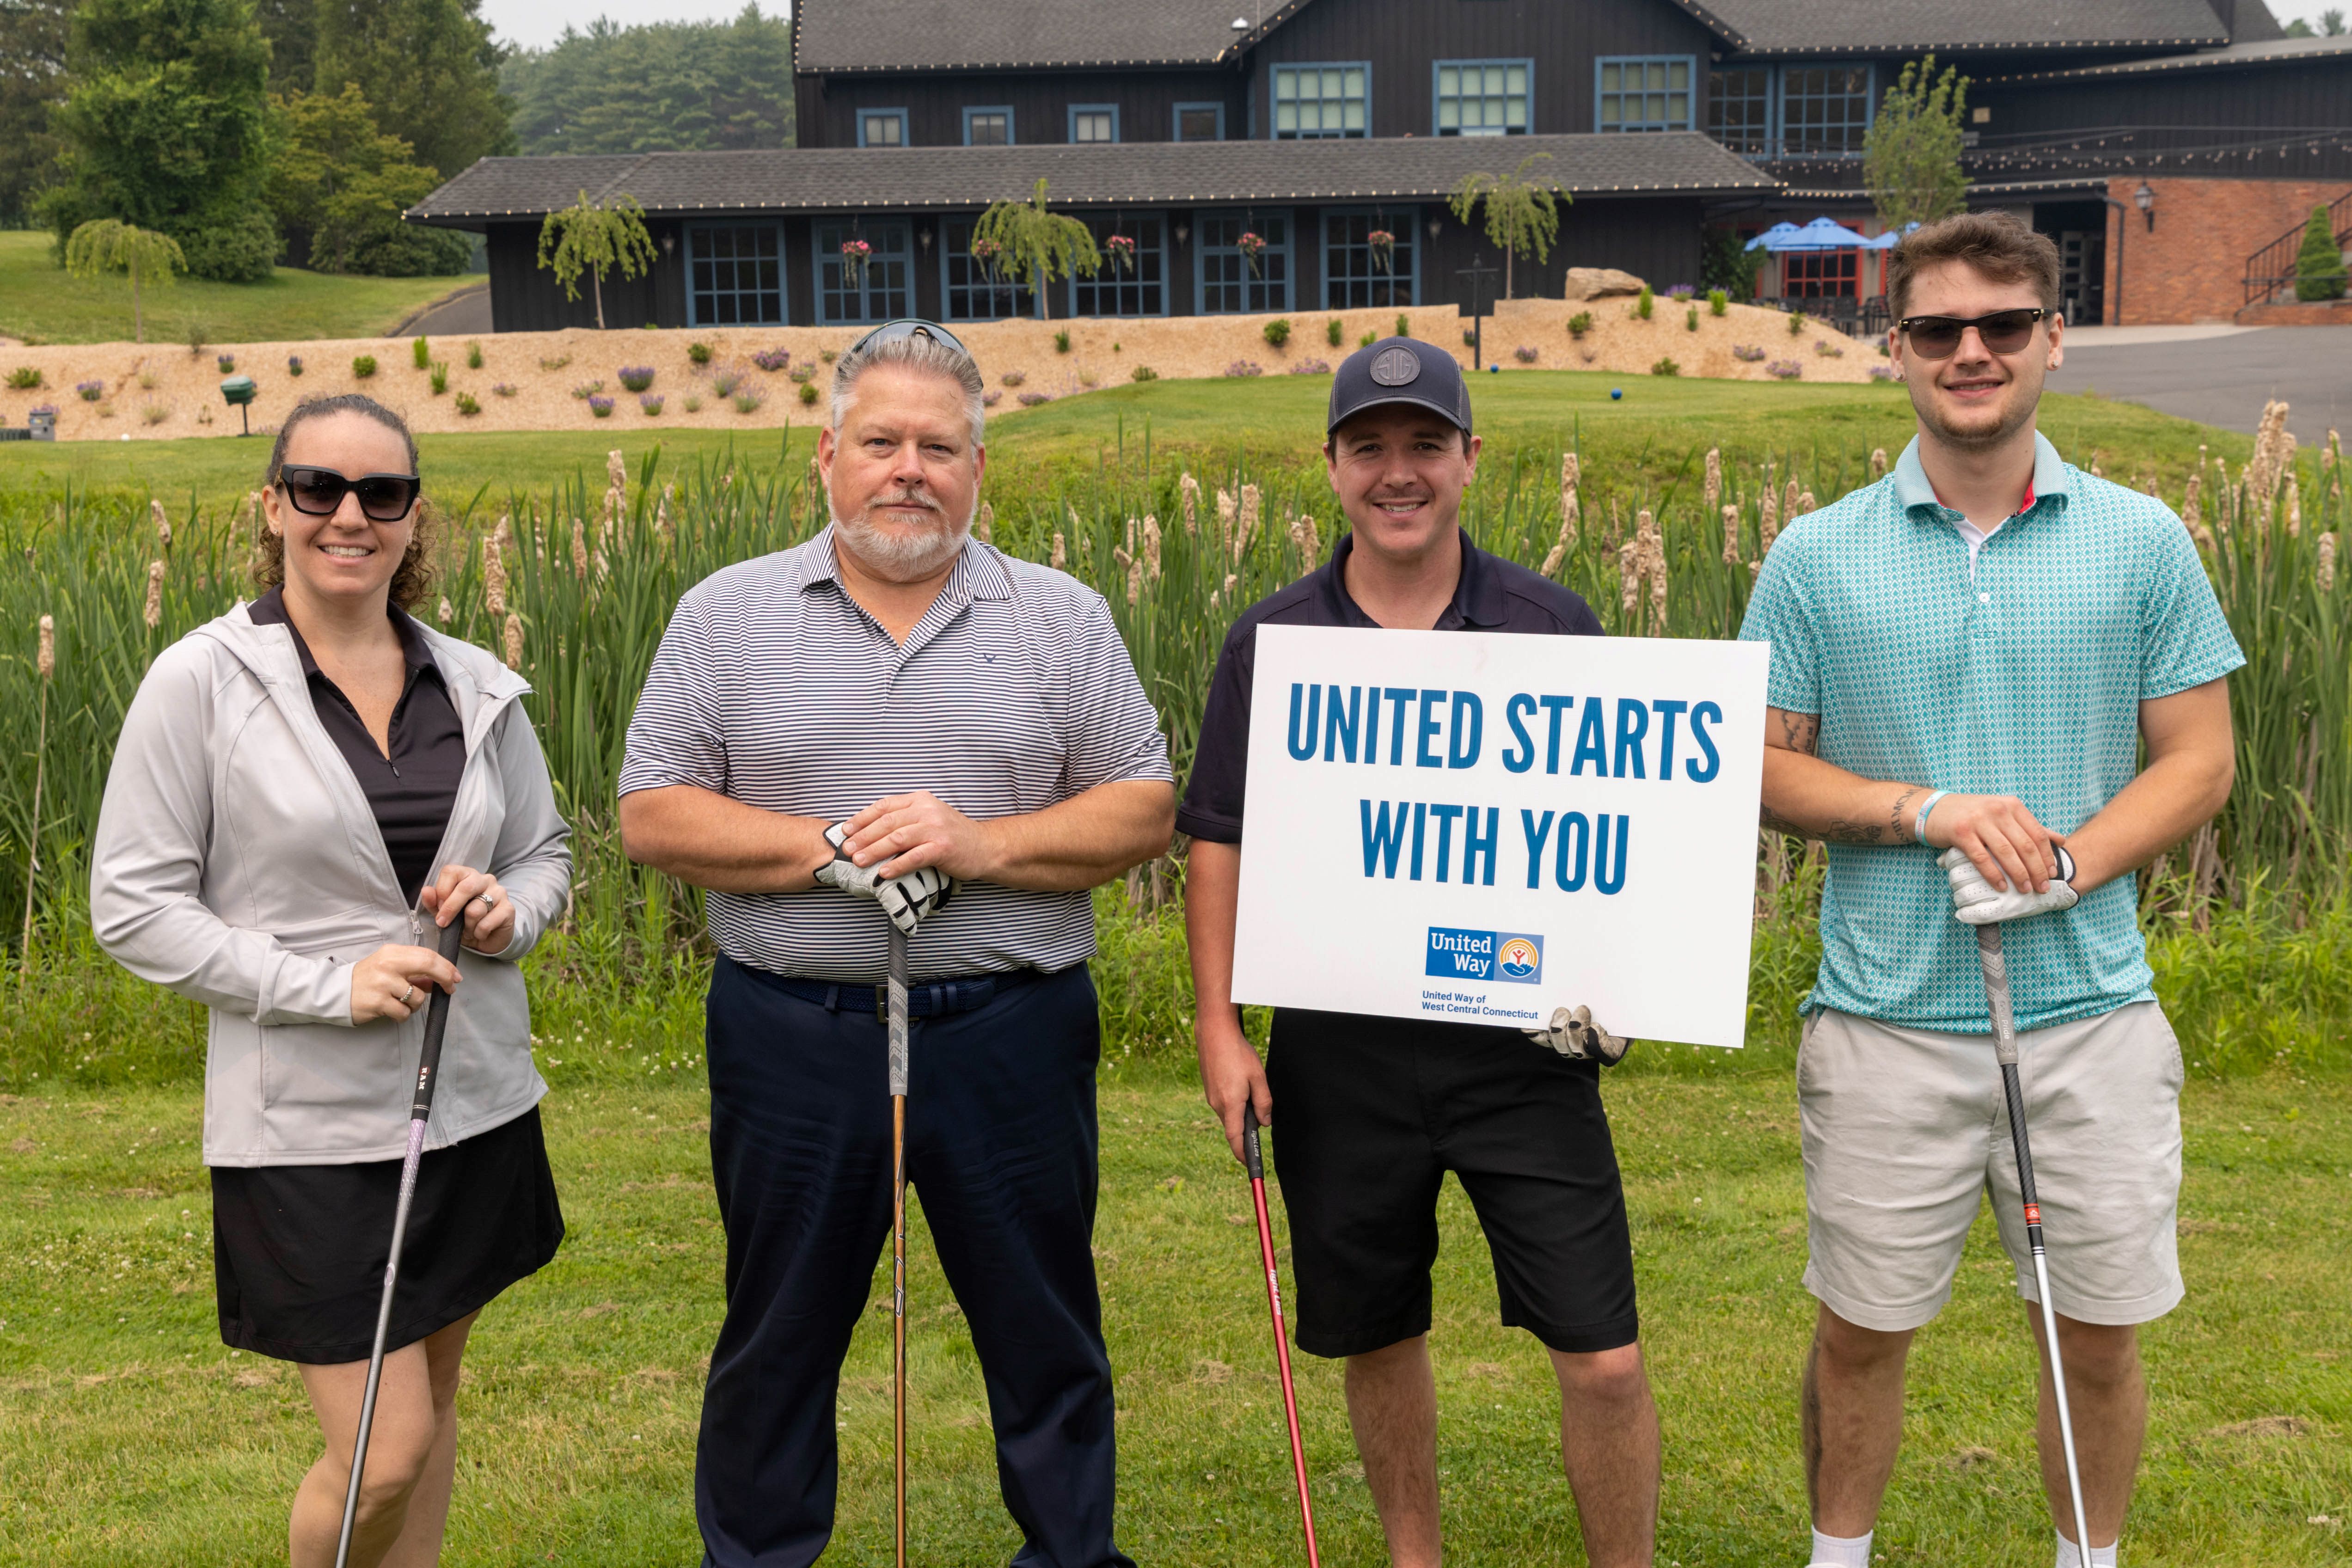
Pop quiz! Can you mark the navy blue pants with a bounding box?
[696,956,1135,1568]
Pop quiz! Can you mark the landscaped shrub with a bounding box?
[1733,344,1766,361]
[1686,306,1699,331]
[1017,390,1054,405]
[618,366,655,392]
[1568,312,1592,337]
[428,362,449,394]
[1635,285,1654,319]
[5,368,42,389]
[352,355,378,378]
[1868,365,1897,381]
[819,349,837,363]
[141,403,169,424]
[1079,371,1099,388]
[75,380,103,401]
[710,367,742,397]
[1766,359,1803,379]
[789,363,817,383]
[1223,360,1263,378]
[1263,317,1291,348]
[796,382,819,405]
[1815,339,1845,357]
[752,348,790,372]
[454,391,482,416]
[1651,356,1680,376]
[186,325,206,356]
[1054,331,1071,354]
[980,389,1001,406]
[94,400,114,418]
[1708,289,1728,316]
[1394,313,1411,337]
[1131,365,1159,381]
[412,337,431,370]
[137,369,157,390]
[1787,310,1807,335]
[2294,202,2348,300]
[1462,329,1476,347]
[1001,370,1026,386]
[540,354,572,372]
[466,342,484,369]
[1325,318,1344,346]
[588,394,615,417]
[492,383,518,398]
[287,355,304,376]
[640,392,665,414]
[687,342,713,365]
[573,380,607,399]
[683,394,704,412]
[215,354,234,374]
[1513,345,1538,364]
[1286,359,1331,374]
[1666,283,1695,300]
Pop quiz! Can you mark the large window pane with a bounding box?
[1782,65,1872,153]
[689,225,784,326]
[1199,214,1289,313]
[1272,63,1369,139]
[1071,215,1164,318]
[1323,209,1415,309]
[1596,56,1695,132]
[1707,67,1772,154]
[815,220,911,325]
[1436,58,1532,136]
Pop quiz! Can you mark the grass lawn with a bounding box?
[3,1064,2344,1567]
[1,372,2253,521]
[0,231,472,349]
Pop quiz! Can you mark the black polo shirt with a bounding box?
[1177,527,1604,844]
[249,586,466,906]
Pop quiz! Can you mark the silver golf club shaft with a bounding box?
[337,916,466,1568]
[889,921,910,1568]
[1978,923,2095,1561]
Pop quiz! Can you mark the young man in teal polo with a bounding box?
[1740,212,2242,1568]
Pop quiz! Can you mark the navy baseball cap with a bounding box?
[1327,336,1472,438]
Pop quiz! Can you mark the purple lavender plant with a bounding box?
[588,394,616,417]
[640,392,666,413]
[76,380,104,401]
[618,365,655,392]
[1513,345,1539,364]
[216,354,236,373]
[753,348,790,371]
[1223,360,1264,378]
[287,355,305,376]
[1765,360,1803,380]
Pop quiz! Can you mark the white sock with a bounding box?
[1811,1527,1873,1567]
[2055,1533,2118,1568]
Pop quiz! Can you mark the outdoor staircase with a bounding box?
[2241,190,2352,309]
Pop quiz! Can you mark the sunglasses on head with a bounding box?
[277,466,421,522]
[846,318,971,359]
[1897,308,2049,359]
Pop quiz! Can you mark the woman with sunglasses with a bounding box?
[92,392,572,1568]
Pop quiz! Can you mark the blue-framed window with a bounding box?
[1781,64,1872,153]
[1323,208,1416,309]
[1272,64,1368,138]
[1434,60,1531,136]
[1174,101,1225,141]
[1595,56,1695,132]
[1197,213,1290,313]
[1069,104,1119,144]
[686,223,785,326]
[1072,214,1166,317]
[858,109,908,147]
[814,220,912,324]
[941,217,1032,322]
[1706,66,1772,153]
[963,106,1013,146]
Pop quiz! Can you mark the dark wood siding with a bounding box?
[1972,60,2352,182]
[1425,196,1704,306]
[798,67,1244,149]
[486,220,693,333]
[1247,0,1712,141]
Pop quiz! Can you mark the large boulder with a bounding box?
[1562,267,1646,300]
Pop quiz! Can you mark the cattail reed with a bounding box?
[1721,503,1741,564]
[656,483,675,541]
[974,501,993,544]
[606,448,627,494]
[1215,487,1237,555]
[143,558,164,629]
[2285,474,2301,538]
[20,613,55,974]
[501,611,524,670]
[2319,532,2338,594]
[1702,447,1721,514]
[1237,483,1262,561]
[1869,447,1888,478]
[1142,515,1162,579]
[1050,532,1066,571]
[1179,472,1201,535]
[1798,490,1817,515]
[1289,513,1320,572]
[485,518,511,615]
[151,498,172,549]
[1782,477,1800,523]
[436,597,453,624]
[1618,539,1640,619]
[570,520,590,581]
[1540,455,1581,577]
[1759,486,1780,557]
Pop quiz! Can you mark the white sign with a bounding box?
[1231,625,1770,1049]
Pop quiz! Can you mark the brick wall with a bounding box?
[2104,177,2352,325]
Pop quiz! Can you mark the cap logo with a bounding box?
[1368,346,1421,387]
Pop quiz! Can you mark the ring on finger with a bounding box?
[398,984,416,1007]
[476,891,497,910]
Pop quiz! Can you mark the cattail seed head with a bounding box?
[570,521,590,581]
[1049,532,1066,571]
[1179,472,1201,535]
[1798,490,1817,515]
[437,597,453,624]
[1702,448,1721,514]
[151,498,172,549]
[1782,477,1800,522]
[1618,540,1640,618]
[1289,513,1321,572]
[1721,503,1742,564]
[501,611,524,669]
[1869,447,1888,478]
[143,559,165,629]
[2317,532,2336,593]
[1215,487,1237,553]
[1124,555,1143,606]
[1142,515,1162,579]
[975,501,993,544]
[656,483,674,540]
[1759,489,1780,557]
[2285,474,2301,538]
[37,613,55,680]
[1237,484,1262,560]
[606,448,627,494]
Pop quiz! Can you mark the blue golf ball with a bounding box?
[1610,387,1623,400]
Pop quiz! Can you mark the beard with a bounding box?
[833,492,974,582]
[1911,368,2042,454]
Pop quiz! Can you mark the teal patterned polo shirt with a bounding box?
[1738,432,2245,1034]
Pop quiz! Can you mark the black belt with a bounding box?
[754,964,1047,1021]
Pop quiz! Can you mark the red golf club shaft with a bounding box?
[1244,1106,1320,1567]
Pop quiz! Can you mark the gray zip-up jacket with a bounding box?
[91,602,572,1167]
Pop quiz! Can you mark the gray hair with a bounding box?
[829,330,987,447]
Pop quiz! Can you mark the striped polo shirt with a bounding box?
[619,528,1172,982]
[1738,433,2244,1034]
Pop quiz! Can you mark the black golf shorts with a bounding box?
[1263,1007,1638,1360]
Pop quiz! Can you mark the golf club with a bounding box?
[1242,1104,1321,1567]
[888,921,911,1568]
[334,913,467,1568]
[1968,843,2095,1563]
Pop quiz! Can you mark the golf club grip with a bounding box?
[1242,1103,1264,1181]
[1976,924,2020,1066]
[409,916,467,1121]
[1999,1061,2044,1217]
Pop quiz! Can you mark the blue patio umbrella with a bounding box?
[1743,221,1806,251]
[1862,222,1920,250]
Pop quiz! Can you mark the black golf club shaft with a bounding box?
[1243,1105,1321,1567]
[335,914,467,1568]
[888,922,910,1568]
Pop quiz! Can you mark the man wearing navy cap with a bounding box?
[1182,338,1661,1568]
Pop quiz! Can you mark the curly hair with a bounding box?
[251,394,435,611]
[1886,211,2062,324]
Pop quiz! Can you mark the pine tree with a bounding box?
[2293,204,2347,302]
[312,0,513,180]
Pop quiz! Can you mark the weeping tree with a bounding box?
[1864,55,1971,233]
[536,190,657,330]
[972,178,1099,321]
[1447,153,1564,299]
[62,219,186,343]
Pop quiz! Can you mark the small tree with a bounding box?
[62,219,186,342]
[1865,55,1971,233]
[972,178,1098,321]
[536,190,657,330]
[1448,153,1564,300]
[2294,203,2347,302]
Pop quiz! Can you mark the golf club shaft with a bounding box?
[1243,1106,1321,1568]
[336,916,466,1568]
[889,922,909,1568]
[1978,925,2095,1560]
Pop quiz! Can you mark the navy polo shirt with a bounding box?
[1178,528,1605,844]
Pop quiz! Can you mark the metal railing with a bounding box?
[2243,189,2352,307]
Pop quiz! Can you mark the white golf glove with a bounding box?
[815,823,954,935]
[1525,1005,1632,1066]
[1939,844,2078,926]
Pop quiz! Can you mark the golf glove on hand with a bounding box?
[815,823,954,935]
[1940,844,2078,926]
[1525,1005,1632,1066]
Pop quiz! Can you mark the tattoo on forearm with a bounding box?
[1778,710,1820,755]
[1821,818,1892,845]
[1889,787,1917,845]
[1760,808,1809,837]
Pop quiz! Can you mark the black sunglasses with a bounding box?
[1897,308,2049,359]
[846,318,971,359]
[277,466,422,522]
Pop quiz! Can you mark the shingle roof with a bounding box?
[407,134,1776,227]
[1617,0,2227,56]
[1983,33,2352,84]
[794,0,1271,73]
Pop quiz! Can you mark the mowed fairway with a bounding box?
[3,1066,2345,1566]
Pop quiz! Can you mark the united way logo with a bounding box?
[1424,928,1544,985]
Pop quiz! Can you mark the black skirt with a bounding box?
[210,1105,565,1365]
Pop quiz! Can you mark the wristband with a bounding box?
[1913,790,1949,846]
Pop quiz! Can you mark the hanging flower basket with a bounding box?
[970,236,1004,280]
[1236,230,1268,278]
[839,238,873,290]
[1366,228,1396,274]
[1103,233,1138,275]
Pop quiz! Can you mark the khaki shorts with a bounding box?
[1798,1001,2185,1333]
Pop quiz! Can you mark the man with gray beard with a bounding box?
[619,322,1175,1568]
